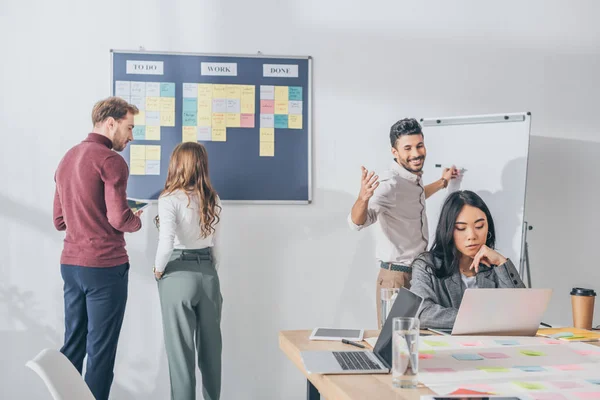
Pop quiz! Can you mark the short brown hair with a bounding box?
[91,97,139,126]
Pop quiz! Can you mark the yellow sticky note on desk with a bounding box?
[212,113,226,129]
[130,145,146,160]
[182,126,197,143]
[133,111,145,126]
[212,127,226,142]
[260,141,275,157]
[160,97,175,113]
[145,126,161,140]
[130,159,146,175]
[275,86,288,101]
[288,114,302,129]
[260,128,275,142]
[146,97,160,112]
[145,145,161,160]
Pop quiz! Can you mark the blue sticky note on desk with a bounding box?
[496,340,520,346]
[452,353,484,361]
[587,379,600,385]
[515,366,546,372]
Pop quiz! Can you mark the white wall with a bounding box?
[1,0,600,398]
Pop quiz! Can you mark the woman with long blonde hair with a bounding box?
[153,142,223,400]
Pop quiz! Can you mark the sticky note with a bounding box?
[212,99,227,113]
[146,111,160,126]
[274,100,288,114]
[288,100,303,115]
[423,340,449,347]
[197,98,212,117]
[479,352,509,359]
[288,114,302,129]
[197,115,211,127]
[274,86,289,101]
[513,381,546,390]
[198,84,213,99]
[520,350,546,357]
[542,340,563,345]
[289,86,302,101]
[226,99,241,114]
[183,98,198,112]
[261,114,275,128]
[212,127,226,142]
[197,126,212,141]
[130,95,145,111]
[130,159,145,175]
[274,114,288,129]
[577,350,600,355]
[496,340,520,346]
[133,125,145,140]
[145,145,160,160]
[145,82,161,97]
[134,111,145,126]
[551,332,574,339]
[460,341,484,347]
[551,381,584,389]
[260,85,274,100]
[146,97,160,112]
[182,126,197,143]
[420,350,435,354]
[419,353,434,360]
[514,366,546,372]
[478,367,510,373]
[160,97,175,113]
[424,368,454,373]
[160,82,175,97]
[574,393,600,399]
[145,160,160,175]
[115,81,130,97]
[240,85,255,113]
[241,114,254,128]
[260,100,274,114]
[226,113,241,128]
[531,394,568,400]
[226,85,241,99]
[183,83,197,98]
[145,126,160,141]
[587,380,600,385]
[130,145,146,160]
[212,113,226,129]
[212,84,227,98]
[260,141,274,157]
[452,353,484,361]
[260,128,275,142]
[182,111,198,126]
[555,364,584,371]
[130,82,146,97]
[160,112,175,127]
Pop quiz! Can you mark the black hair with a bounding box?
[389,118,423,147]
[429,190,496,279]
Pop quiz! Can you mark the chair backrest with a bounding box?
[25,349,95,400]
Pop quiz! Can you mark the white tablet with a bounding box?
[309,328,364,341]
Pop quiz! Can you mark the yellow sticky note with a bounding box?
[240,85,255,114]
[288,114,303,129]
[212,85,227,98]
[226,113,241,127]
[226,85,241,99]
[260,141,275,157]
[145,145,161,160]
[197,115,211,127]
[182,126,197,143]
[197,98,212,117]
[130,145,146,160]
[198,84,213,99]
[130,159,146,175]
[133,111,145,126]
[274,100,288,114]
[160,112,175,127]
[145,126,161,140]
[146,97,160,112]
[260,128,275,142]
[160,97,175,113]
[212,127,226,142]
[212,113,226,128]
[275,86,288,101]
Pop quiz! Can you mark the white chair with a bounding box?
[25,349,95,400]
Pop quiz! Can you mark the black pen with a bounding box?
[342,339,365,349]
[540,322,552,328]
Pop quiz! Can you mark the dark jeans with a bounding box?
[60,263,129,400]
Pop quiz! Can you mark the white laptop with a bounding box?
[429,288,552,336]
[300,288,424,374]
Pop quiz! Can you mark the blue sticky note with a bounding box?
[183,98,198,112]
[514,366,546,372]
[182,111,197,126]
[452,353,484,361]
[289,86,302,101]
[274,114,288,129]
[160,82,175,97]
[133,125,145,140]
[587,379,600,385]
[496,340,520,346]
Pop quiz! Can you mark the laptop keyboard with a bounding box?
[332,351,382,371]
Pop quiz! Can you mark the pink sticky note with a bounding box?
[543,339,563,345]
[552,381,584,389]
[419,353,434,360]
[461,341,484,347]
[240,114,254,128]
[532,393,568,400]
[576,350,600,356]
[575,393,600,399]
[479,352,510,359]
[465,384,496,392]
[556,364,584,371]
[424,368,454,373]
[260,100,274,114]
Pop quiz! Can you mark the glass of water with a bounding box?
[392,317,420,388]
[380,288,400,329]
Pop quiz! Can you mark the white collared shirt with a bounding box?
[348,161,428,265]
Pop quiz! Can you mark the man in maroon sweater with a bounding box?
[53,97,142,400]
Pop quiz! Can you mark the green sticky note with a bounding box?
[513,381,546,390]
[420,350,435,354]
[423,340,449,347]
[478,367,510,373]
[520,350,546,357]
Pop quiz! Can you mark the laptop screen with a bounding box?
[373,288,424,368]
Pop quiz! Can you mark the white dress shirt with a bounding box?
[461,274,478,289]
[154,190,222,273]
[348,161,428,266]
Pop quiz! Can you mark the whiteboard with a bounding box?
[421,112,531,270]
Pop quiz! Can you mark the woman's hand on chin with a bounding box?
[470,245,507,272]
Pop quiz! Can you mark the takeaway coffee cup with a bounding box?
[571,287,596,330]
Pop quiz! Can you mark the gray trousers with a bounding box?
[158,249,223,400]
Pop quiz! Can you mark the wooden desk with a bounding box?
[279,330,433,400]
